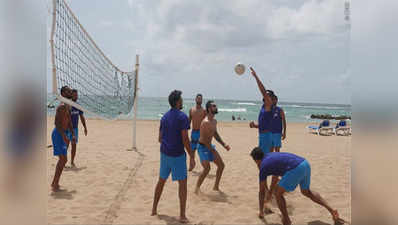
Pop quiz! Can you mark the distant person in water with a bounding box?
[188,94,206,171]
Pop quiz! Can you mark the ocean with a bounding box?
[47,95,351,123]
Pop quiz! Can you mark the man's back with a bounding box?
[260,152,305,179]
[160,109,189,157]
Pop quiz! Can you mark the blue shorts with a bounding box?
[197,143,216,162]
[271,133,282,148]
[66,128,78,143]
[279,160,311,192]
[191,130,200,150]
[52,128,67,156]
[159,152,187,181]
[259,132,273,154]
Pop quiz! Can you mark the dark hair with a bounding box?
[266,90,275,97]
[196,93,202,98]
[72,89,78,93]
[168,90,182,108]
[60,86,69,95]
[250,147,264,160]
[206,100,214,113]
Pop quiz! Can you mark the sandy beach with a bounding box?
[47,117,351,225]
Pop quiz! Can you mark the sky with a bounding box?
[47,0,351,104]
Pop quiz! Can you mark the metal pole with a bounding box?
[132,55,139,150]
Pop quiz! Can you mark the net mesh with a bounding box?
[51,0,136,119]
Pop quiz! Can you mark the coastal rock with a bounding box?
[310,114,351,120]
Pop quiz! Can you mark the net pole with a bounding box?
[132,55,139,150]
[50,0,57,94]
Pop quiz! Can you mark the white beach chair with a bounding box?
[335,120,351,136]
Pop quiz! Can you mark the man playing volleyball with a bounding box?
[195,100,230,194]
[151,90,195,223]
[250,147,345,225]
[188,93,206,171]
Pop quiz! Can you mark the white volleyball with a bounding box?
[234,63,245,75]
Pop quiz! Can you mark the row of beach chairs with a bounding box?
[307,120,351,136]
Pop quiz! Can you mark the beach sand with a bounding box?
[47,117,351,225]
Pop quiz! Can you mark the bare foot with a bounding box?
[151,210,157,216]
[263,203,273,214]
[282,216,292,225]
[213,186,220,191]
[194,187,199,194]
[51,184,60,192]
[179,216,189,223]
[332,210,347,224]
[71,162,76,168]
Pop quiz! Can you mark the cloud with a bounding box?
[98,21,114,28]
[81,0,350,103]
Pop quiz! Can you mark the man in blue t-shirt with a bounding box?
[69,89,88,167]
[250,147,345,225]
[270,95,286,152]
[248,67,274,155]
[151,90,195,223]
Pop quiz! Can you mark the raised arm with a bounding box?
[250,67,272,108]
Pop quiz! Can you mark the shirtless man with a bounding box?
[188,94,206,171]
[50,104,71,191]
[195,100,230,193]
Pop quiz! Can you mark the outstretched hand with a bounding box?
[224,144,231,151]
[250,67,256,76]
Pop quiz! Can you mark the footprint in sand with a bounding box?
[234,218,251,224]
[133,207,146,213]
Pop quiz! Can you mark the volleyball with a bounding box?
[234,63,245,75]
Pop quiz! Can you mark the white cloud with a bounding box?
[267,0,347,39]
[98,21,114,27]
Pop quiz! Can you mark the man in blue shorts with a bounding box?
[248,67,274,155]
[188,93,206,171]
[270,95,286,152]
[51,86,75,191]
[151,90,195,223]
[69,89,88,167]
[250,147,345,225]
[195,100,230,194]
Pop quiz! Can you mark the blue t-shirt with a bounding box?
[71,106,83,128]
[270,106,282,133]
[259,152,305,181]
[258,104,272,133]
[160,108,190,157]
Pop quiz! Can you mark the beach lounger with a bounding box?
[335,120,351,136]
[307,120,335,136]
